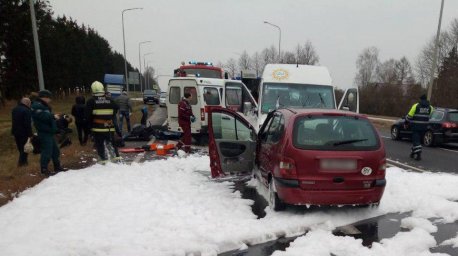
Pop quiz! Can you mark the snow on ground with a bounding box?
[442,233,458,248]
[0,156,458,256]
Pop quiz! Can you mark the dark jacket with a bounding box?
[11,103,33,138]
[86,95,118,133]
[31,99,57,135]
[178,98,194,124]
[115,93,132,112]
[71,96,87,124]
[406,99,433,130]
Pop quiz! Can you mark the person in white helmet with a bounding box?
[86,81,120,163]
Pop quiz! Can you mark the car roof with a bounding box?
[276,108,367,118]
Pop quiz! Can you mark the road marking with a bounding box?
[439,147,458,154]
[386,159,426,172]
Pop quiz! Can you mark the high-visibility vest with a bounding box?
[407,102,433,123]
[88,96,116,132]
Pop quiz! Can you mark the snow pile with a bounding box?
[0,157,457,255]
[442,233,458,248]
[272,227,442,256]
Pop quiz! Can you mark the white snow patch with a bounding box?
[400,217,437,233]
[0,192,6,199]
[441,233,458,248]
[272,227,445,256]
[0,160,457,255]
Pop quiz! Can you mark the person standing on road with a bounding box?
[71,95,89,146]
[86,81,120,163]
[115,89,132,134]
[406,94,434,161]
[31,90,65,175]
[11,97,33,166]
[178,92,195,153]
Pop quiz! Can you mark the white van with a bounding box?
[166,77,258,140]
[256,64,359,128]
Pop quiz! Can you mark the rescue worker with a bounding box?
[31,90,65,175]
[178,92,195,153]
[406,94,433,161]
[86,81,120,163]
[115,89,132,134]
[11,97,33,166]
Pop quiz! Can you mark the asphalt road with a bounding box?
[380,131,458,174]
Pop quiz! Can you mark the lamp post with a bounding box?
[427,0,445,101]
[143,53,154,89]
[138,40,152,92]
[263,21,281,62]
[122,7,142,92]
[29,0,44,90]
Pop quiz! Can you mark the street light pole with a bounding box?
[122,7,142,93]
[264,21,281,62]
[427,0,445,101]
[138,41,152,92]
[143,52,154,89]
[29,0,45,90]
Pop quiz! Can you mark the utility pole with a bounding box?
[427,0,445,101]
[29,0,45,90]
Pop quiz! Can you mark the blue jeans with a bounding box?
[118,110,131,133]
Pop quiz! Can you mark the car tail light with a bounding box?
[201,108,205,121]
[442,122,457,129]
[279,157,297,178]
[377,159,386,175]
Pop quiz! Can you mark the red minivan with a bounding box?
[208,107,386,211]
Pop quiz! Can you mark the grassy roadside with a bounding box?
[0,94,150,207]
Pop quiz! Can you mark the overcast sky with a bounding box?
[48,0,458,90]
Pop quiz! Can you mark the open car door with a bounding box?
[338,87,359,113]
[207,107,257,179]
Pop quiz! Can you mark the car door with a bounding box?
[208,107,257,178]
[256,112,282,184]
[338,88,359,113]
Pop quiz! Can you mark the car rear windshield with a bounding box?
[448,111,458,122]
[293,115,380,151]
[144,90,156,95]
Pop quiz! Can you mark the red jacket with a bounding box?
[178,98,194,124]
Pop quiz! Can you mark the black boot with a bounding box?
[54,164,67,173]
[41,167,51,176]
[414,153,422,161]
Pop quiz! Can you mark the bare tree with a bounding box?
[283,51,296,64]
[251,51,262,76]
[296,41,319,65]
[376,59,397,84]
[224,58,237,78]
[414,21,458,87]
[238,50,252,71]
[355,46,380,87]
[394,57,414,84]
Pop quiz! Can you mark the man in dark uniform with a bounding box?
[31,90,65,175]
[178,92,195,153]
[11,97,33,166]
[86,81,120,164]
[406,94,434,161]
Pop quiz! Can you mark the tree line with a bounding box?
[355,18,458,116]
[0,0,137,100]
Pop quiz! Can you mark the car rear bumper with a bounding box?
[275,178,386,206]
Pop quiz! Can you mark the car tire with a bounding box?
[423,130,436,147]
[391,126,400,140]
[269,179,285,211]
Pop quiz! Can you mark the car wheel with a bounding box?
[391,126,400,140]
[423,130,435,147]
[269,179,285,211]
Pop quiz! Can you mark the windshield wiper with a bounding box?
[332,139,368,146]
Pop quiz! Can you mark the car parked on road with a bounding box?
[391,108,458,146]
[143,89,159,104]
[208,107,386,211]
[159,92,167,107]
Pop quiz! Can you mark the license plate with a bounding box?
[320,159,356,170]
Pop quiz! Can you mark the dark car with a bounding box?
[391,108,458,146]
[207,107,386,211]
[143,89,158,104]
